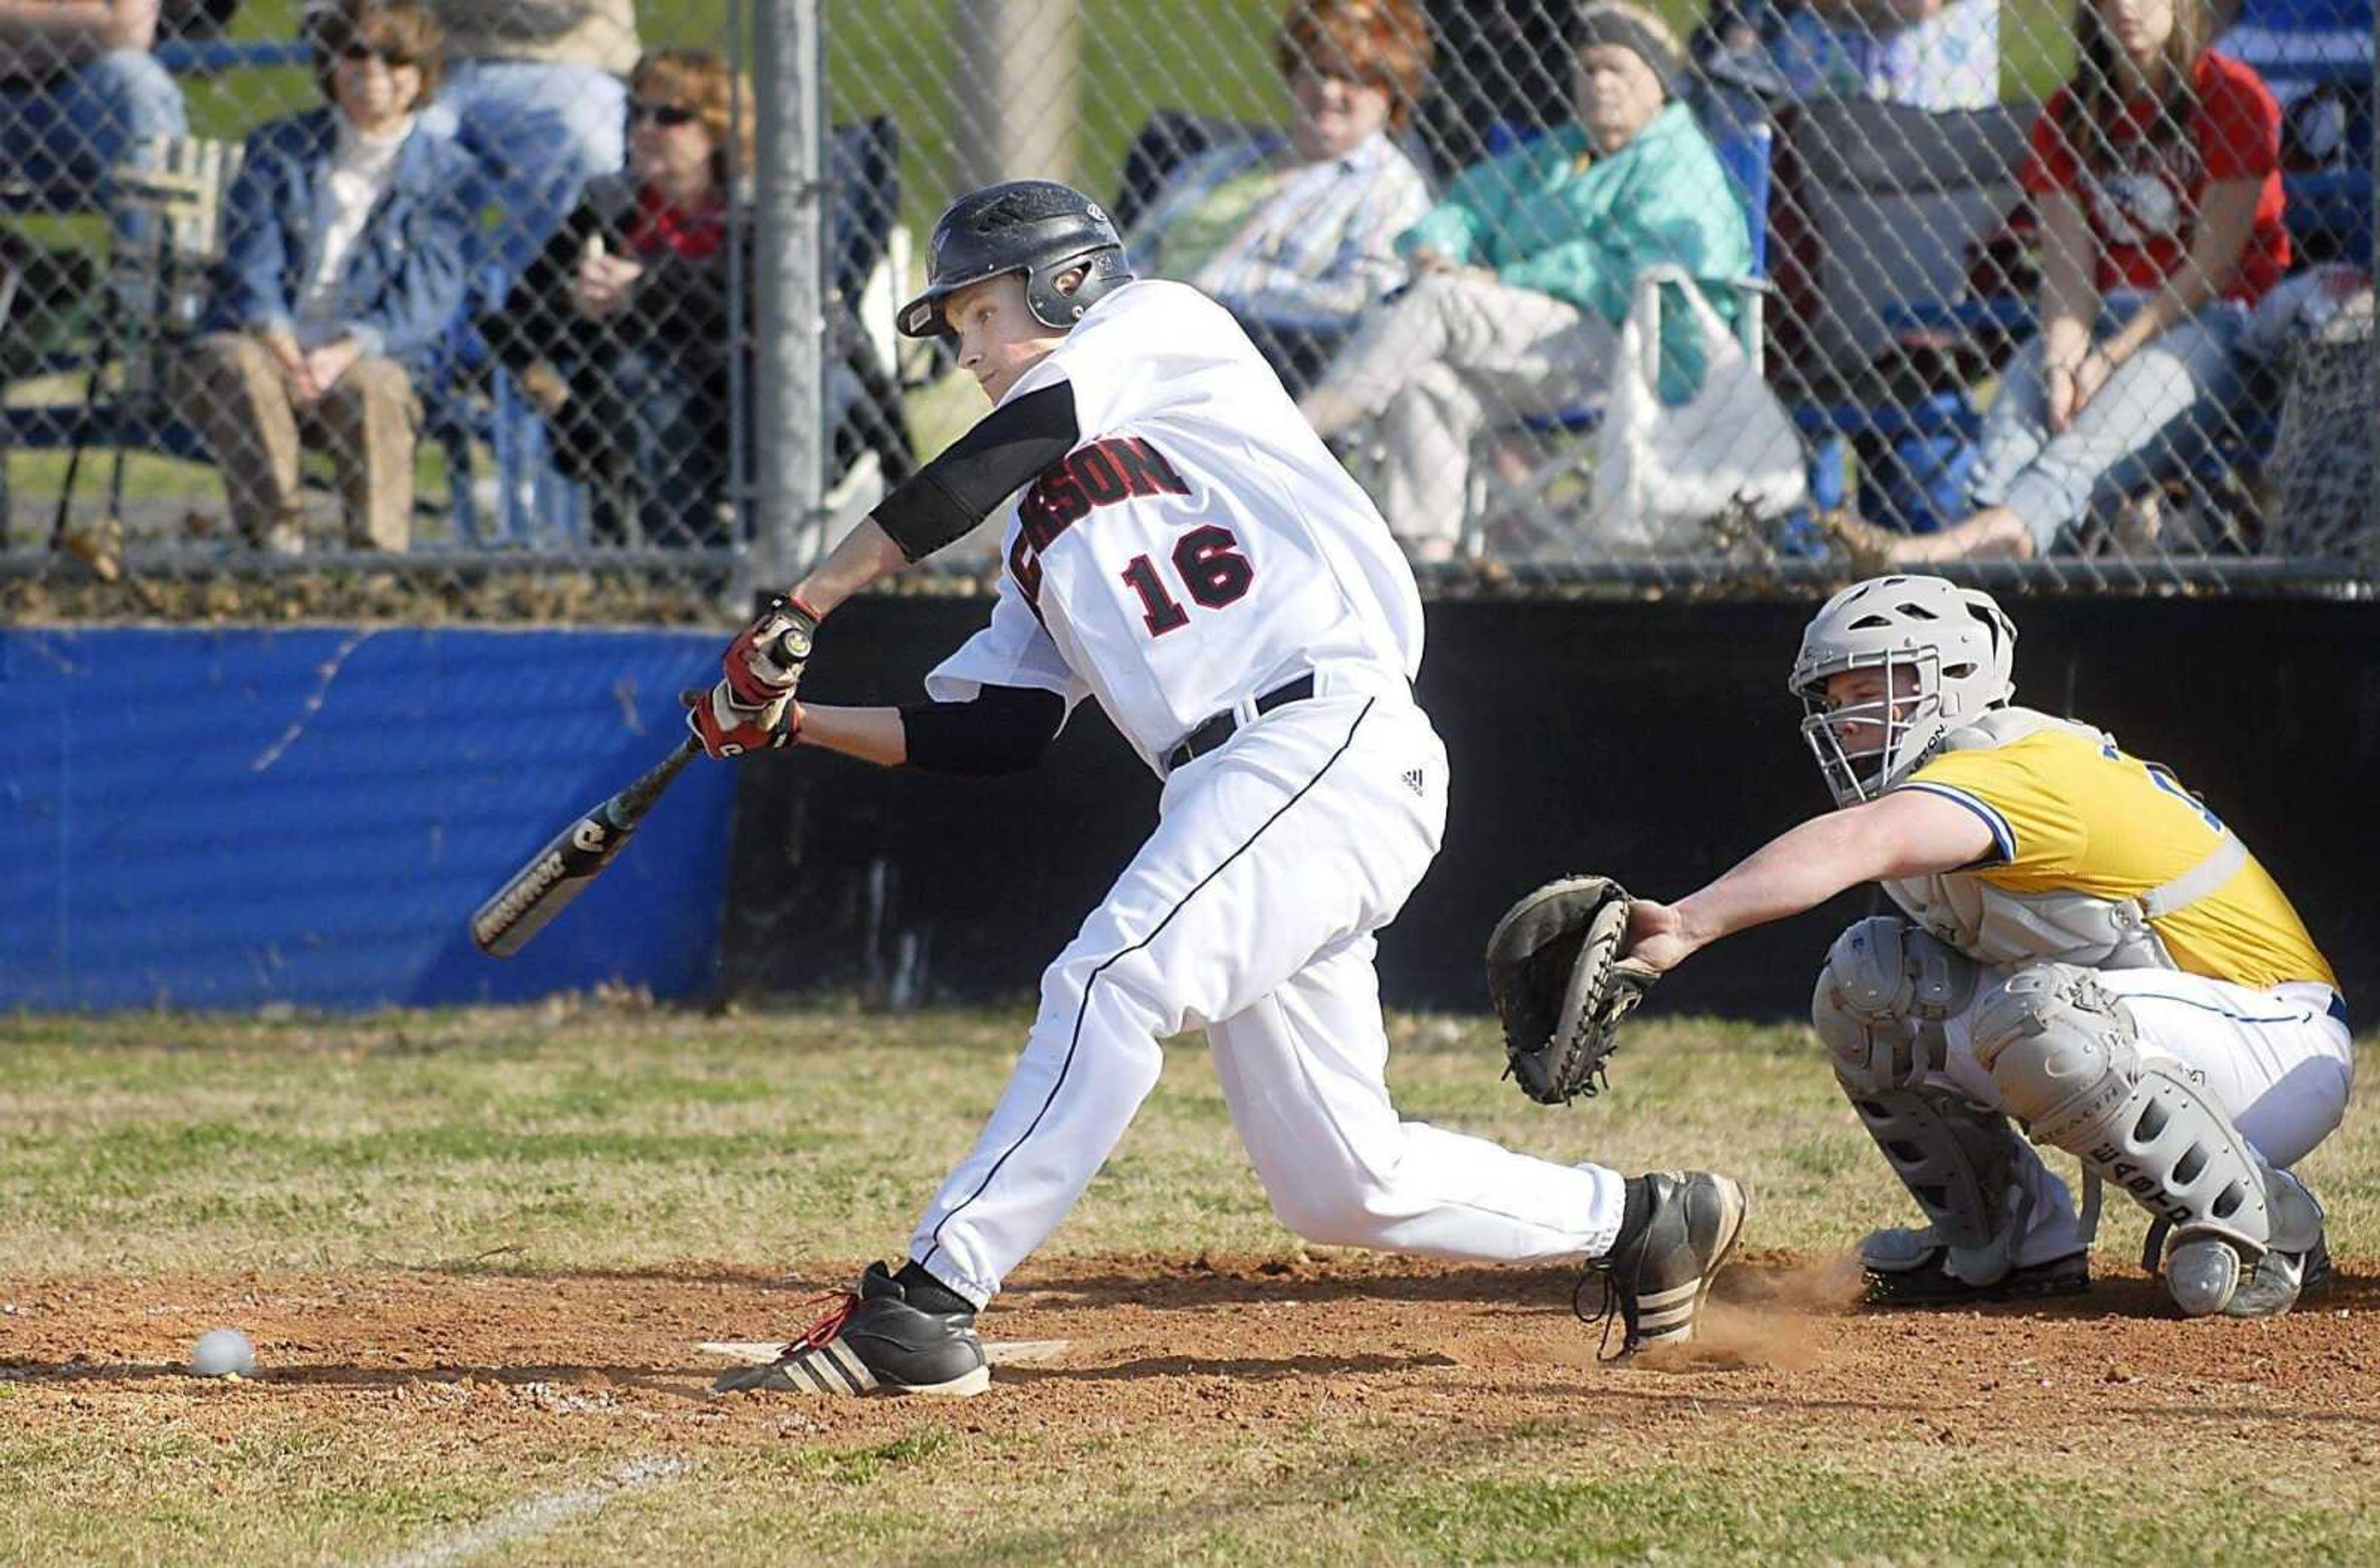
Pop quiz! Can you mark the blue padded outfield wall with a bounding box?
[0,628,738,1011]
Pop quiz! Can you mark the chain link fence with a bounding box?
[824,0,2378,594]
[2,0,760,621]
[5,0,2376,615]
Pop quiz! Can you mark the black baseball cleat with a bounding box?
[1862,1247,2089,1308]
[1579,1171,1749,1357]
[713,1261,990,1398]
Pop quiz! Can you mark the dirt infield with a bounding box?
[8,1249,2375,1457]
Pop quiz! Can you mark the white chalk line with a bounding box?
[372,1454,689,1568]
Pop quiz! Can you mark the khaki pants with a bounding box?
[175,332,422,551]
[1309,275,1617,552]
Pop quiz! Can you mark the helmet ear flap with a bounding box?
[1024,246,1130,330]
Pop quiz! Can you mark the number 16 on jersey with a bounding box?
[1121,525,1253,636]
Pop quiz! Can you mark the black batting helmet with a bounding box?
[897,180,1133,338]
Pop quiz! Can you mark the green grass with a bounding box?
[1,1003,2373,1275]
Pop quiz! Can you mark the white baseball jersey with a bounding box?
[924,280,1424,772]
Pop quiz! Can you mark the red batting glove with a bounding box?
[683,682,800,760]
[722,595,820,710]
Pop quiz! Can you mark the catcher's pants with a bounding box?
[907,689,1625,1307]
[1934,968,2355,1266]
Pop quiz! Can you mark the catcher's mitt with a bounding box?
[1484,874,1660,1105]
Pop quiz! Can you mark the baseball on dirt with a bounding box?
[189,1328,255,1378]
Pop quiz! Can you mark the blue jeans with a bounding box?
[0,50,187,242]
[1969,303,2251,552]
[428,61,625,276]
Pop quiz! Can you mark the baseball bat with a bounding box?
[470,734,702,958]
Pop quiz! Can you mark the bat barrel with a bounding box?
[469,736,703,958]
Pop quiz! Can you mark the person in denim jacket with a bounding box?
[175,0,476,553]
[1299,3,1752,559]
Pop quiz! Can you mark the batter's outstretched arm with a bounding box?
[795,686,1067,775]
[787,520,912,620]
[1628,790,1996,972]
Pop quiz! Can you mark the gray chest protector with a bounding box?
[1879,708,2249,971]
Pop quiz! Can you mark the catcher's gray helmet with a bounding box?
[1789,575,2017,806]
[897,180,1133,338]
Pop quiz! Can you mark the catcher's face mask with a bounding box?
[1797,652,1943,806]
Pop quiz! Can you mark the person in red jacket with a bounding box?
[1850,0,2288,562]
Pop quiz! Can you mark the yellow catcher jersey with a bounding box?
[1903,726,2337,991]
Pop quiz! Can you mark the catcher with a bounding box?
[1549,575,2350,1317]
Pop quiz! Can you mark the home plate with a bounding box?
[697,1339,1071,1367]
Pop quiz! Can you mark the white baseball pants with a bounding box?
[1934,969,2355,1266]
[907,691,1624,1307]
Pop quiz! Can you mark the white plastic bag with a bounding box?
[1591,263,1806,553]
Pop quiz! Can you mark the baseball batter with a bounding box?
[1614,575,2350,1317]
[687,181,1746,1396]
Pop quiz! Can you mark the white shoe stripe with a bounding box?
[800,1349,853,1396]
[826,1340,877,1393]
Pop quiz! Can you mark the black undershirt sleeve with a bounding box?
[872,380,1080,562]
[899,683,1067,776]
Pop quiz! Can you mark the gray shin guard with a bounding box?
[1838,1080,2034,1287]
[1974,965,2302,1316]
[1813,919,2025,1285]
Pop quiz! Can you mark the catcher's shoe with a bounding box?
[1579,1171,1748,1357]
[1862,1245,2090,1308]
[2167,1231,2332,1319]
[713,1262,990,1398]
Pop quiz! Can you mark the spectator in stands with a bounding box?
[1774,0,2001,112]
[175,0,477,553]
[1127,0,1434,394]
[480,48,752,547]
[427,0,639,267]
[1298,2,1752,560]
[1846,0,2287,562]
[0,0,188,229]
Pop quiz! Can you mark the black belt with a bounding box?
[1165,674,1316,772]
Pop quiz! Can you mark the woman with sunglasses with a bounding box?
[481,48,754,548]
[176,0,477,553]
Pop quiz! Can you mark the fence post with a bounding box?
[751,0,827,592]
[953,0,1082,187]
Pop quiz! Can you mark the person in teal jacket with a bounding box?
[1301,2,1753,559]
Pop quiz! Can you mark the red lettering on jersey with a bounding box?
[1108,436,1189,498]
[1010,436,1194,612]
[1075,444,1130,506]
[1008,529,1044,615]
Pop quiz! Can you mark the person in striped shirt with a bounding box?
[1126,0,1434,393]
